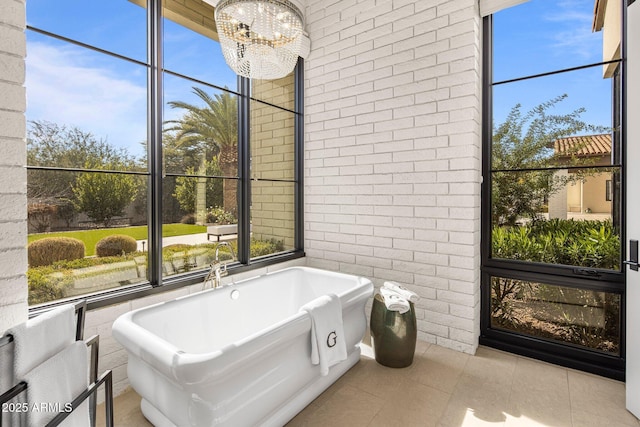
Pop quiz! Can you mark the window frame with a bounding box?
[480,1,627,380]
[26,0,305,315]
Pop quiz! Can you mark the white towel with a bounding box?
[23,340,90,427]
[383,281,420,303]
[379,287,411,314]
[6,304,76,379]
[300,294,347,376]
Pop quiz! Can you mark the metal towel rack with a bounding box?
[0,301,114,427]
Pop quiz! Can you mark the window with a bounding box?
[482,0,625,379]
[25,0,303,308]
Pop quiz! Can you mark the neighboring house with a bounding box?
[548,134,613,220]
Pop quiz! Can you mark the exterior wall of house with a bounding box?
[303,0,483,353]
[582,172,612,214]
[0,0,28,332]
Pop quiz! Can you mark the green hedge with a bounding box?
[96,234,138,257]
[28,238,287,305]
[492,219,619,270]
[28,237,85,267]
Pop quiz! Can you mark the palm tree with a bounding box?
[165,87,238,219]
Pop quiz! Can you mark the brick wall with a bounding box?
[303,0,482,353]
[0,0,28,332]
[251,75,297,249]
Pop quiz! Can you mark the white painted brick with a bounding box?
[357,234,393,248]
[450,230,479,245]
[340,243,374,256]
[324,232,357,244]
[340,263,373,277]
[436,266,477,283]
[356,87,394,104]
[395,79,436,97]
[418,319,449,337]
[325,250,355,263]
[0,82,25,112]
[373,226,413,240]
[414,251,449,266]
[305,0,481,356]
[393,7,437,33]
[339,123,374,137]
[355,22,393,44]
[356,255,392,269]
[393,260,436,276]
[358,44,394,65]
[414,228,449,242]
[341,165,375,176]
[437,0,476,16]
[392,217,437,230]
[0,0,26,30]
[438,69,477,88]
[0,249,26,278]
[0,109,25,139]
[0,276,26,306]
[339,19,375,42]
[437,195,476,208]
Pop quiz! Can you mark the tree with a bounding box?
[72,162,138,227]
[165,88,238,215]
[174,159,224,213]
[27,120,139,229]
[492,95,605,226]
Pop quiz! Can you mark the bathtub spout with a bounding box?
[204,242,237,289]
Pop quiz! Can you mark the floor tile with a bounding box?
[289,384,384,427]
[438,374,511,427]
[95,387,151,427]
[369,379,450,427]
[97,345,640,427]
[507,358,572,427]
[568,370,640,427]
[409,344,470,394]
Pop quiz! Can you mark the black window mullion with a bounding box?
[295,57,304,251]
[481,15,494,268]
[148,0,163,286]
[237,75,251,264]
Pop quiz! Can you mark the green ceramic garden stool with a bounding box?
[370,293,417,368]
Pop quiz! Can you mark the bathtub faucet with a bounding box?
[205,242,236,289]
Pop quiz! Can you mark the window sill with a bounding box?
[29,250,305,317]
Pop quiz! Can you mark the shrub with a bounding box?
[95,234,138,257]
[180,213,196,224]
[28,237,85,267]
[205,206,236,225]
[27,266,70,305]
[250,238,285,258]
[492,219,619,269]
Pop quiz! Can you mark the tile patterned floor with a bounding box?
[98,342,640,427]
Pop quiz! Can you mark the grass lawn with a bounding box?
[28,224,207,256]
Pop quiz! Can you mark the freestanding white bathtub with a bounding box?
[112,266,373,426]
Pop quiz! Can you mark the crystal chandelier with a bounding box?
[214,0,304,80]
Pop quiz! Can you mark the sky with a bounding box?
[24,0,611,160]
[492,0,611,130]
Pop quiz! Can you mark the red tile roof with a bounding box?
[554,134,611,157]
